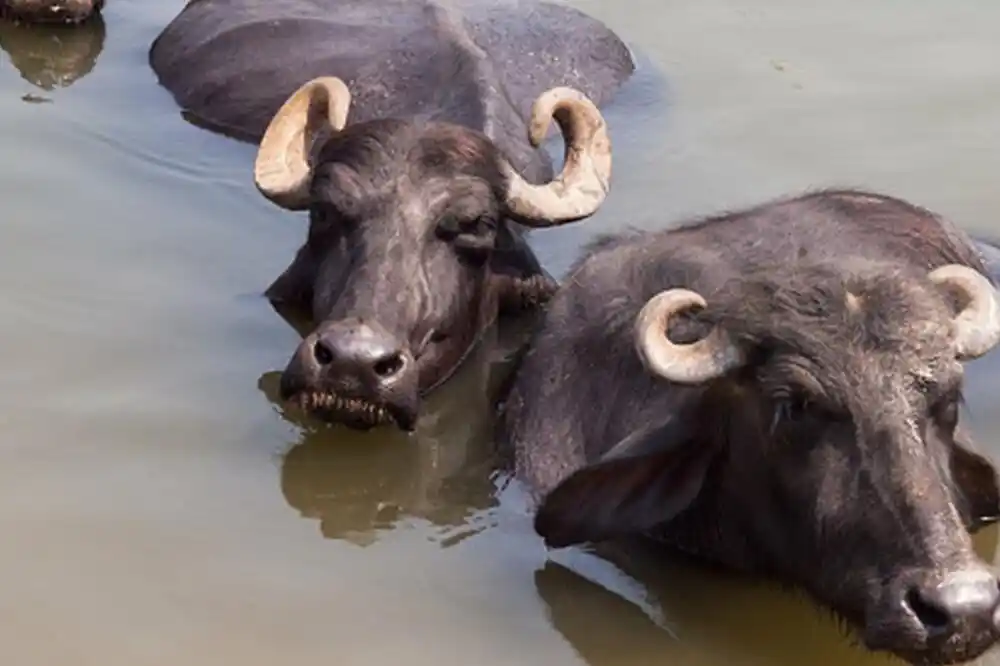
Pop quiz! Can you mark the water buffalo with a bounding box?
[499,189,1000,665]
[148,0,634,431]
[0,0,102,24]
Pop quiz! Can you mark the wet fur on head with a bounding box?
[500,188,1000,665]
[268,118,557,428]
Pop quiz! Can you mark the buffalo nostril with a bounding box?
[313,339,335,366]
[372,352,405,379]
[904,572,1000,638]
[905,587,952,637]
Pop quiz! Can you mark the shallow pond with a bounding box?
[3,0,1000,664]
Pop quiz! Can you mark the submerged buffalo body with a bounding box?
[500,189,1000,664]
[149,0,634,431]
[0,0,102,24]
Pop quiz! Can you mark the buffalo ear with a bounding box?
[534,417,717,549]
[952,441,1000,531]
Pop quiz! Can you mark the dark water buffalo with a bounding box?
[0,0,101,24]
[148,0,634,432]
[499,189,1000,665]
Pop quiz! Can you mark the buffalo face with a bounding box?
[256,77,610,431]
[536,261,1000,664]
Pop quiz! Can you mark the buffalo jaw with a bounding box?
[288,388,415,432]
[279,361,421,433]
[279,319,422,433]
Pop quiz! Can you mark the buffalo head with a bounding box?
[255,76,610,431]
[536,261,1000,665]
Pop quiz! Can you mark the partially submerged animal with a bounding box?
[148,0,635,431]
[500,189,1000,665]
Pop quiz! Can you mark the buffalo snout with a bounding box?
[309,320,410,388]
[866,564,1000,661]
[280,318,420,431]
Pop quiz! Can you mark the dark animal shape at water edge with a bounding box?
[148,0,635,432]
[0,11,104,91]
[0,0,102,25]
[500,188,1000,665]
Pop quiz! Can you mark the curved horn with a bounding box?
[254,76,352,210]
[634,288,747,384]
[927,264,1000,360]
[501,86,611,228]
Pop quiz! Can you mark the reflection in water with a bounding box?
[0,12,103,91]
[538,526,1000,666]
[258,314,538,548]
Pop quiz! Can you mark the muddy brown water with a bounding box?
[3,0,1000,664]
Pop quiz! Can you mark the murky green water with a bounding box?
[3,1,1000,664]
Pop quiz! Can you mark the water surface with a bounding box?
[3,1,1000,664]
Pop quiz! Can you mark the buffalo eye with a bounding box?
[309,204,331,228]
[437,214,497,260]
[774,394,811,424]
[770,389,843,431]
[931,394,960,433]
[308,203,353,242]
[436,213,493,237]
[917,376,961,433]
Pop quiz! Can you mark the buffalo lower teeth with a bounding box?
[296,391,392,425]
